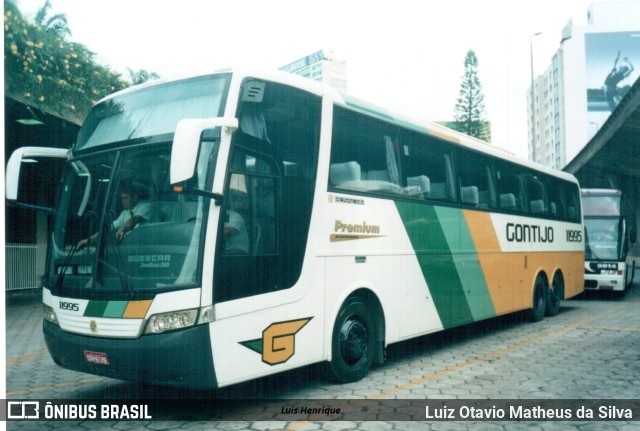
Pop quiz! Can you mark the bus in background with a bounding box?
[582,189,637,295]
[6,69,584,388]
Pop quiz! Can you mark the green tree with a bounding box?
[34,0,71,38]
[452,50,488,140]
[4,1,127,123]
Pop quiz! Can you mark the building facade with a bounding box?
[280,49,348,92]
[528,1,640,169]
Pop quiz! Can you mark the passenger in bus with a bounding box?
[77,182,153,247]
[223,210,250,255]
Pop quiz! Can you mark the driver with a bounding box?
[77,182,153,247]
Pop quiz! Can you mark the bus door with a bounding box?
[207,80,323,385]
[215,145,281,302]
[213,80,321,305]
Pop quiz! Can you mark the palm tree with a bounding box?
[128,68,161,85]
[34,0,71,38]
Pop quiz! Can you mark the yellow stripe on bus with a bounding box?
[463,210,584,314]
[122,300,153,319]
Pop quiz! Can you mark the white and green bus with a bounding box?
[6,69,584,388]
[582,189,637,294]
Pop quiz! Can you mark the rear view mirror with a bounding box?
[6,146,68,211]
[170,117,238,185]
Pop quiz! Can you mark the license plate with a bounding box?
[84,350,109,365]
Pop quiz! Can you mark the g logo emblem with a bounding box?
[90,320,97,333]
[240,317,312,365]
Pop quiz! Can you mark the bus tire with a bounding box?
[626,260,636,288]
[329,296,377,383]
[546,273,564,317]
[529,276,547,322]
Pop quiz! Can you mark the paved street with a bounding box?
[5,280,640,430]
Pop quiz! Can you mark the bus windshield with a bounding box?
[47,75,230,299]
[582,195,621,217]
[48,139,219,298]
[75,74,230,151]
[584,218,622,261]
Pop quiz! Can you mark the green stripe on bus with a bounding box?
[84,300,130,318]
[395,202,473,328]
[84,300,108,317]
[103,301,129,318]
[453,210,496,320]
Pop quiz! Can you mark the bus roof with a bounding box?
[92,67,579,185]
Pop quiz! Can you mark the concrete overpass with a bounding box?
[564,77,640,217]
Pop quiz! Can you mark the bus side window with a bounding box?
[329,161,361,187]
[526,174,548,216]
[565,183,581,223]
[400,130,455,202]
[329,107,401,197]
[456,150,495,209]
[546,177,565,220]
[496,164,525,214]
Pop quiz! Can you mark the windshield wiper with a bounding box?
[54,210,98,290]
[110,238,134,295]
[55,244,79,290]
[100,210,135,296]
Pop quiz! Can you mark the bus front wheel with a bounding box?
[329,296,377,383]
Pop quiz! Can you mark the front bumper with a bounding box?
[583,274,625,291]
[44,320,217,388]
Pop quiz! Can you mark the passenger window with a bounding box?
[400,130,456,202]
[546,178,565,220]
[457,151,495,209]
[565,183,581,222]
[329,107,402,197]
[525,174,548,216]
[495,163,525,213]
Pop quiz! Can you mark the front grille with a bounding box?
[584,280,598,289]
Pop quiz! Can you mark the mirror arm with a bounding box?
[173,185,224,206]
[192,189,225,206]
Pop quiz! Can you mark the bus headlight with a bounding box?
[144,309,198,334]
[43,304,59,325]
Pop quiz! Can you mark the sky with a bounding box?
[9,0,628,158]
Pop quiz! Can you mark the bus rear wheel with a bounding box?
[546,273,564,317]
[529,276,547,322]
[329,296,377,383]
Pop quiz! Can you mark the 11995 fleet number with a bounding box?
[59,301,80,311]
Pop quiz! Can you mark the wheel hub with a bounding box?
[340,318,368,366]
